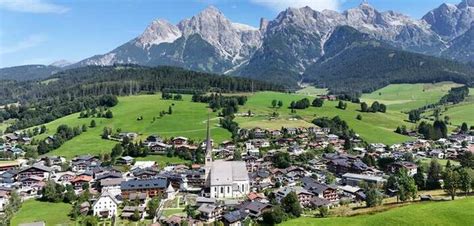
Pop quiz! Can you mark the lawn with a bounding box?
[280,197,474,226]
[11,199,73,226]
[361,82,461,112]
[162,208,185,217]
[236,92,414,145]
[31,94,231,159]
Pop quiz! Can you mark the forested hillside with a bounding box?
[303,27,474,95]
[0,65,61,81]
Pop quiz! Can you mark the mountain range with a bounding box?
[1,1,473,89]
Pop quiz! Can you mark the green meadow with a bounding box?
[32,94,230,159]
[361,82,461,112]
[296,86,328,96]
[235,91,414,145]
[280,198,474,226]
[11,199,73,226]
[28,85,449,159]
[434,88,474,126]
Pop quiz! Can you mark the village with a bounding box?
[0,117,473,226]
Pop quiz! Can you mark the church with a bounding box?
[204,117,250,199]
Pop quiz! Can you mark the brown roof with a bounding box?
[72,175,92,183]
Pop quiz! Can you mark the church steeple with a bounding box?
[205,114,213,166]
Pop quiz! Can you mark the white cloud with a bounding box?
[0,34,47,55]
[250,0,341,12]
[0,0,69,14]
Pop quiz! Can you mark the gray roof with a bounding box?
[120,177,167,190]
[342,173,386,182]
[197,204,216,214]
[301,177,336,195]
[19,164,52,173]
[223,210,248,223]
[210,160,249,186]
[100,178,124,187]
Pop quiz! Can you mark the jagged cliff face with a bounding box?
[73,2,473,78]
[75,6,261,74]
[423,0,474,39]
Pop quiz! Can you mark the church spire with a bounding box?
[205,114,212,165]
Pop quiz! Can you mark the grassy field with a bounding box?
[11,199,73,226]
[280,197,474,226]
[433,88,474,126]
[296,86,328,96]
[361,82,461,112]
[0,118,15,133]
[235,92,414,145]
[31,94,230,159]
[29,85,444,158]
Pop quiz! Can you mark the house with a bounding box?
[72,175,93,189]
[301,177,339,202]
[239,201,271,218]
[273,186,314,207]
[309,197,331,208]
[342,173,386,187]
[430,150,445,159]
[146,135,163,143]
[197,204,222,222]
[17,164,52,180]
[149,142,171,153]
[100,178,124,197]
[388,161,418,176]
[117,156,134,165]
[0,170,16,186]
[172,137,188,146]
[93,192,119,218]
[288,144,304,155]
[121,206,145,219]
[20,175,44,188]
[56,171,76,183]
[120,177,168,199]
[0,161,20,172]
[325,154,368,175]
[71,155,101,172]
[223,210,249,226]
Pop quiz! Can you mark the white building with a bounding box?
[209,160,250,199]
[92,192,119,218]
[204,117,250,199]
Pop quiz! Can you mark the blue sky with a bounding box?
[0,0,462,68]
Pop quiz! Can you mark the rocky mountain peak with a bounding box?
[137,19,181,48]
[423,0,474,39]
[460,0,474,7]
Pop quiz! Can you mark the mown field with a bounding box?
[11,199,73,226]
[280,197,474,226]
[431,88,474,126]
[295,86,328,96]
[32,94,230,159]
[235,92,414,145]
[361,82,461,112]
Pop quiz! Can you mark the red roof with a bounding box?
[72,175,93,183]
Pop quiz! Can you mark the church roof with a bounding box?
[210,160,249,186]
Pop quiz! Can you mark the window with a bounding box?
[227,186,229,193]
[220,187,223,194]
